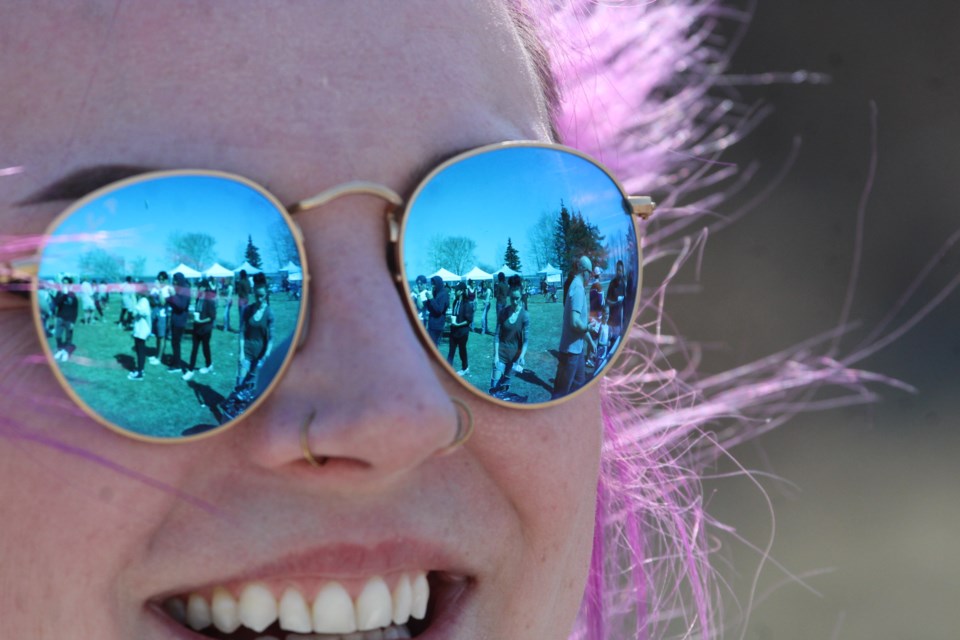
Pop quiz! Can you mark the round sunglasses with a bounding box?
[29,141,654,442]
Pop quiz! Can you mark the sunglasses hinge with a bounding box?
[628,196,656,220]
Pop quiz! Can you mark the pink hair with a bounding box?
[523,2,925,638]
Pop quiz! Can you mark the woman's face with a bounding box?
[0,2,602,639]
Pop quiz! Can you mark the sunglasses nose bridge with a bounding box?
[287,181,404,215]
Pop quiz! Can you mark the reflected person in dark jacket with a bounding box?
[446,282,475,375]
[424,275,449,348]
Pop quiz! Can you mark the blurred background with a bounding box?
[672,2,960,638]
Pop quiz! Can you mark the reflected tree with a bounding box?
[526,210,555,270]
[78,248,124,281]
[244,234,263,269]
[427,235,476,274]
[553,200,605,276]
[503,237,522,272]
[167,231,217,270]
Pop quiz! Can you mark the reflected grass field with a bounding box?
[49,298,300,438]
[454,295,566,404]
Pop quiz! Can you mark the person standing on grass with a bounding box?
[166,273,191,375]
[552,256,593,399]
[182,278,217,381]
[423,275,448,348]
[53,275,78,362]
[493,271,508,335]
[490,277,529,395]
[606,259,627,343]
[446,282,474,376]
[234,269,250,333]
[128,289,151,381]
[219,276,234,332]
[118,275,135,329]
[481,281,493,334]
[148,271,172,365]
[236,274,273,388]
[79,277,96,325]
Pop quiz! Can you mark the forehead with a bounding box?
[0,0,551,214]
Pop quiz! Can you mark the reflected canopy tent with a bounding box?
[429,267,461,282]
[169,263,202,278]
[232,261,262,275]
[280,261,303,282]
[538,264,562,284]
[202,263,234,278]
[493,265,520,278]
[462,266,493,281]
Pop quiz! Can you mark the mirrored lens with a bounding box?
[35,172,306,441]
[401,145,640,406]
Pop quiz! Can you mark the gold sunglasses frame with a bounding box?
[31,140,653,443]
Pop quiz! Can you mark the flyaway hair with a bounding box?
[518,1,923,638]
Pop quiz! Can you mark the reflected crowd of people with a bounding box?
[408,257,634,402]
[39,270,282,398]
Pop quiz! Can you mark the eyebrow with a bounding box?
[16,164,159,205]
[17,143,489,209]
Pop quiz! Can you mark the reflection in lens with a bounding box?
[36,173,305,440]
[402,146,640,405]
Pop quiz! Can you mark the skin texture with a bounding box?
[0,2,602,639]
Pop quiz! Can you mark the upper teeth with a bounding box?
[167,571,429,635]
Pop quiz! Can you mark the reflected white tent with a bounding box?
[279,261,302,273]
[493,265,520,278]
[202,263,234,278]
[169,263,202,278]
[233,261,262,275]
[462,266,493,281]
[537,263,561,276]
[429,268,461,282]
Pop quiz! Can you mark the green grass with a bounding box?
[52,294,590,434]
[446,295,574,404]
[51,298,301,439]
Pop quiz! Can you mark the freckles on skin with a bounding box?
[467,387,603,630]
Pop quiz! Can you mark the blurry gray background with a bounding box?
[676,2,960,638]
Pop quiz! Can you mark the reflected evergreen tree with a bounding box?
[245,234,263,269]
[552,200,605,277]
[503,237,522,272]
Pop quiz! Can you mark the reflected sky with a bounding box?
[404,147,632,277]
[40,175,300,278]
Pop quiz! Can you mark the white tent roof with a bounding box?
[170,263,202,278]
[279,261,302,272]
[233,261,262,275]
[462,266,493,281]
[429,268,461,282]
[202,263,234,278]
[493,265,520,278]
[537,263,561,276]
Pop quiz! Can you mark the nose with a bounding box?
[240,194,460,483]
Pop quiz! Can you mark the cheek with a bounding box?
[476,390,602,627]
[0,310,178,610]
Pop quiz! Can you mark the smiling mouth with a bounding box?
[160,570,466,639]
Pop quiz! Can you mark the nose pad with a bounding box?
[240,198,460,480]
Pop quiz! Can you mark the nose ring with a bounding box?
[435,397,474,457]
[300,410,328,467]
